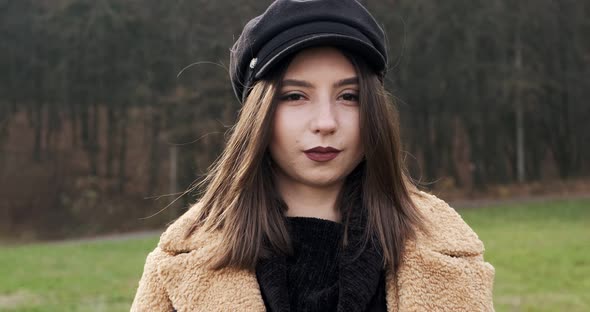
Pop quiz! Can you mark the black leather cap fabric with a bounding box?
[229,0,388,104]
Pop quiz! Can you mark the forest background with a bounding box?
[0,0,588,241]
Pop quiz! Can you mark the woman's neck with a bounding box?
[275,172,343,223]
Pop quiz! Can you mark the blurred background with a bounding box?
[0,0,588,311]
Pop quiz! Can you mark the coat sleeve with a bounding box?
[130,248,175,312]
[432,250,495,311]
[399,191,496,311]
[397,238,496,312]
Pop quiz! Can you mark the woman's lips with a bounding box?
[304,146,341,162]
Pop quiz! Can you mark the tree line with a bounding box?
[0,0,588,237]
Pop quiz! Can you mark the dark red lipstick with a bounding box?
[304,146,341,162]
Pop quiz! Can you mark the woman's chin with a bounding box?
[299,175,345,188]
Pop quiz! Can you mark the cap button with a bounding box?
[249,58,258,69]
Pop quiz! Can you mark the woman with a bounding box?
[131,0,495,311]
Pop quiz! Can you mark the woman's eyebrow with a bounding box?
[333,77,359,88]
[281,77,359,89]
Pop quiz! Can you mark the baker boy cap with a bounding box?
[229,0,388,104]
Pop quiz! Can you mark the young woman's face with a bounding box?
[269,46,364,189]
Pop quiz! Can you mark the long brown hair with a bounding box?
[185,48,430,277]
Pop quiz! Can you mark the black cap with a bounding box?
[229,0,388,104]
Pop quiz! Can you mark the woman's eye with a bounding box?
[281,93,304,101]
[340,92,359,102]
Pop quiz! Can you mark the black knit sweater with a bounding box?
[255,216,387,312]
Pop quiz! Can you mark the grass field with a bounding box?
[0,199,588,311]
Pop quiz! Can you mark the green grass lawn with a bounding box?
[0,199,588,312]
[0,236,159,311]
[460,199,590,312]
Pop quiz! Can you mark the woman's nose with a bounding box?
[311,96,337,135]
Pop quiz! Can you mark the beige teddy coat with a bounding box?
[131,191,495,311]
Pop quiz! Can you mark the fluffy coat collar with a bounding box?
[131,191,495,311]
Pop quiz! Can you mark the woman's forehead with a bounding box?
[281,77,359,89]
[282,47,357,81]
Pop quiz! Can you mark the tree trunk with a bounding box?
[117,107,128,193]
[33,103,43,162]
[88,102,99,176]
[169,144,178,196]
[106,106,117,178]
[514,28,526,183]
[148,110,161,194]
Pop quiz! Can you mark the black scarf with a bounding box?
[255,203,387,312]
